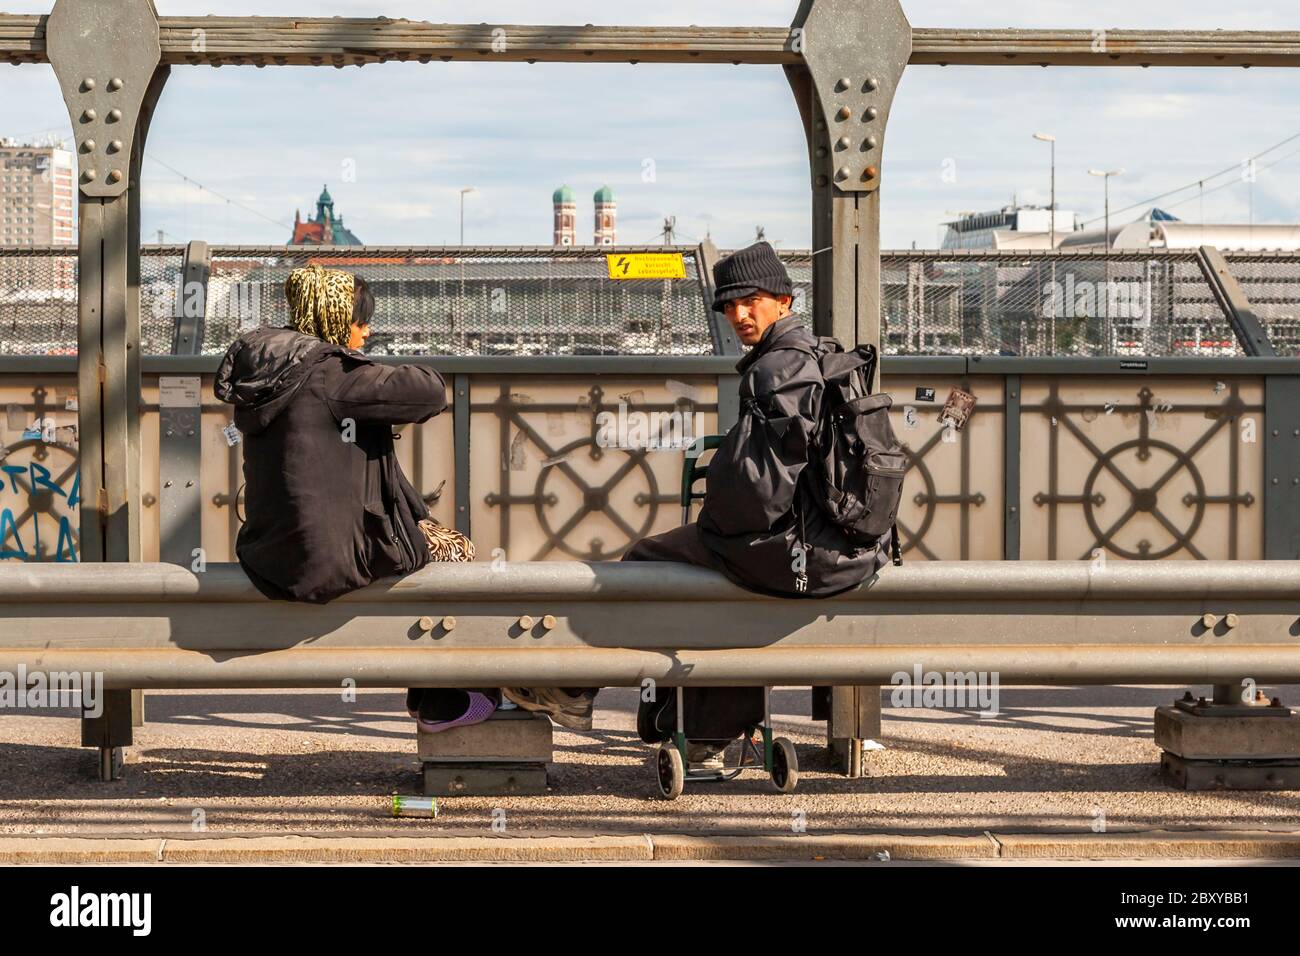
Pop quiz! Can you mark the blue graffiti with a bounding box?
[0,461,79,562]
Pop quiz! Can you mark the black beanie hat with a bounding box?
[712,241,793,312]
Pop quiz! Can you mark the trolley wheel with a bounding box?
[770,737,798,793]
[656,741,685,800]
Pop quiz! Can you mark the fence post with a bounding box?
[1264,374,1300,559]
[171,239,209,355]
[695,238,740,357]
[453,374,471,538]
[1196,246,1276,356]
[1003,373,1021,560]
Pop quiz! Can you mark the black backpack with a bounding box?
[797,337,907,566]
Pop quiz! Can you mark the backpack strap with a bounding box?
[890,520,903,566]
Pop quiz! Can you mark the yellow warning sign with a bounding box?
[606,253,687,280]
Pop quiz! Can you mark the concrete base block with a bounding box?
[1154,705,1300,761]
[418,710,552,796]
[423,763,548,797]
[416,710,552,764]
[1160,753,1300,791]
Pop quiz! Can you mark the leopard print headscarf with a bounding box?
[419,516,475,563]
[285,264,356,346]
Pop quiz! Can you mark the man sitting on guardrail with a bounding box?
[622,241,903,765]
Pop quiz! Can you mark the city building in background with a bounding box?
[0,138,74,248]
[288,185,363,245]
[1060,208,1300,251]
[941,203,1078,250]
[0,138,75,336]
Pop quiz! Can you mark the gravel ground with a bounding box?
[2,685,1298,837]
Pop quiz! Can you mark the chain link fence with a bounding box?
[5,245,1300,357]
[198,245,711,357]
[776,250,1255,357]
[1222,252,1300,356]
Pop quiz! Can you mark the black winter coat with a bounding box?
[697,316,890,597]
[214,327,446,603]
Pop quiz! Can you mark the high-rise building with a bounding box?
[553,184,576,246]
[0,139,75,248]
[593,184,616,245]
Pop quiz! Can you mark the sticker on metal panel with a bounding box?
[160,376,201,408]
[606,253,686,280]
[939,387,977,431]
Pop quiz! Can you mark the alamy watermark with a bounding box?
[889,664,1000,718]
[1042,276,1150,326]
[595,403,705,452]
[0,665,104,718]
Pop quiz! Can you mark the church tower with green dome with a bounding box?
[290,184,363,245]
[552,184,576,246]
[593,184,617,245]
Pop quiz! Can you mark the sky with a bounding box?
[2,0,1299,248]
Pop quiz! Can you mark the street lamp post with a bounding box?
[1033,134,1058,355]
[459,186,477,245]
[1033,132,1056,248]
[1088,168,1124,351]
[1088,168,1124,249]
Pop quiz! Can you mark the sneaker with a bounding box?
[686,741,729,770]
[501,687,596,730]
[416,691,496,734]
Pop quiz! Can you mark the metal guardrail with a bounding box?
[0,560,1296,686]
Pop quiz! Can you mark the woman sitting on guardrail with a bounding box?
[213,264,495,733]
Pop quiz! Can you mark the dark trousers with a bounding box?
[623,524,764,742]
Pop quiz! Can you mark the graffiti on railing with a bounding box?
[0,442,79,562]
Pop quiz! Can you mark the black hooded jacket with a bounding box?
[697,316,890,597]
[214,327,446,603]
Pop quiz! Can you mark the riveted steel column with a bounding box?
[791,0,910,350]
[48,0,167,777]
[791,0,910,777]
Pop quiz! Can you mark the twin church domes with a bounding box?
[554,184,617,247]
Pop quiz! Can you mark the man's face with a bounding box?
[723,292,793,346]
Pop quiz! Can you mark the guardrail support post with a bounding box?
[826,685,881,778]
[48,0,167,779]
[1158,369,1300,793]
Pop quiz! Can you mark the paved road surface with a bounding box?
[1,685,1297,839]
